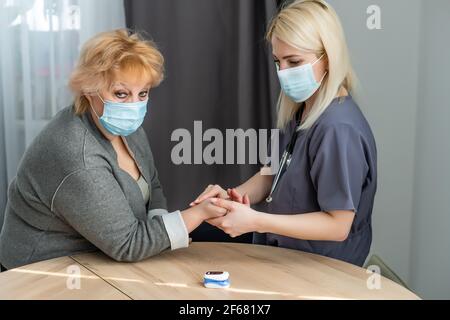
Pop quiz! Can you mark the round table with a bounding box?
[0,242,419,300]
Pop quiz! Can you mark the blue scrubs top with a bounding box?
[256,96,377,267]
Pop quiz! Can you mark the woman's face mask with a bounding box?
[91,94,148,137]
[276,54,327,103]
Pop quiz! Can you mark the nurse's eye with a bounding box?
[289,60,301,67]
[114,91,128,99]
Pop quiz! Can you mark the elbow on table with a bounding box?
[110,255,142,263]
[107,246,168,263]
[109,253,156,263]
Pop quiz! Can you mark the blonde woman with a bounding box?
[0,30,227,271]
[192,0,377,266]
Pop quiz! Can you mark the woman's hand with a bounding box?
[190,185,228,206]
[196,198,229,220]
[181,197,228,234]
[190,185,250,206]
[206,198,260,238]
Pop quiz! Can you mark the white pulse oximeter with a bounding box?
[203,271,230,289]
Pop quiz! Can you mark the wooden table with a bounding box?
[0,242,419,300]
[0,256,129,300]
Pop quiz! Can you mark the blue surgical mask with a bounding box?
[277,54,327,103]
[91,94,148,136]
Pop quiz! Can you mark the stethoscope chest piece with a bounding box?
[286,155,292,168]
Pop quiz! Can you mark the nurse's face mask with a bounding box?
[90,93,148,137]
[277,54,327,103]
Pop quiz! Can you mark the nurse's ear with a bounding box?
[322,54,329,72]
[313,53,328,84]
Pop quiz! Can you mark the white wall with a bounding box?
[410,0,450,300]
[328,0,422,285]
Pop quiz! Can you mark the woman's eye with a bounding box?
[115,92,128,99]
[289,61,301,66]
[139,91,149,98]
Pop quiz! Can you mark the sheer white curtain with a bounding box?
[0,0,125,227]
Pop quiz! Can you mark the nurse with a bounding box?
[192,0,377,267]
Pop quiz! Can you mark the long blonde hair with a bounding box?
[267,0,356,130]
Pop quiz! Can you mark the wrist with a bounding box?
[234,185,245,197]
[181,206,206,233]
[190,205,208,222]
[254,211,269,233]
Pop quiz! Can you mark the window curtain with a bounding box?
[0,0,126,229]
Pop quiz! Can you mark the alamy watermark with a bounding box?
[367,5,382,30]
[66,265,81,290]
[366,265,382,290]
[171,121,280,175]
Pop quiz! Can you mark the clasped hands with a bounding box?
[189,185,259,238]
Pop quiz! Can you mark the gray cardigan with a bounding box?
[0,106,188,269]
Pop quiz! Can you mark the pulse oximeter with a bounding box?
[203,271,230,289]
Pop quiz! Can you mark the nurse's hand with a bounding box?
[227,188,251,207]
[206,198,258,238]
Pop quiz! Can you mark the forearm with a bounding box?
[255,211,352,242]
[235,172,273,205]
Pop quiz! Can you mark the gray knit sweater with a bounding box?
[0,106,188,269]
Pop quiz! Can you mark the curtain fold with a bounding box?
[125,0,280,242]
[0,0,126,230]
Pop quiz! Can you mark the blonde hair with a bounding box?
[267,0,356,130]
[69,29,165,115]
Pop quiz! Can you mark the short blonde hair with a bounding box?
[69,29,165,115]
[267,0,356,130]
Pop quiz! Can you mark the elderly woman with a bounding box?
[0,30,226,271]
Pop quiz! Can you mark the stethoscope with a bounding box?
[266,106,305,203]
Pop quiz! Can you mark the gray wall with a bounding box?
[410,0,450,300]
[328,0,421,285]
[0,68,5,231]
[328,0,450,299]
